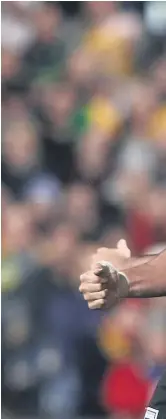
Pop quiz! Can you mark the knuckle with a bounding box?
[80,271,91,282]
[84,293,90,301]
[96,299,104,308]
[93,285,99,292]
[80,273,85,281]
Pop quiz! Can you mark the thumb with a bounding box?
[117,239,131,258]
[94,263,107,276]
[94,262,111,281]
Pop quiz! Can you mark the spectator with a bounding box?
[1,2,166,418]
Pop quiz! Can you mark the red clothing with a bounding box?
[102,363,150,416]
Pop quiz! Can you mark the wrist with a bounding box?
[118,271,130,298]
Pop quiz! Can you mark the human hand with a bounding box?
[79,240,131,309]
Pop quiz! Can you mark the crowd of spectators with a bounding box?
[2,2,166,418]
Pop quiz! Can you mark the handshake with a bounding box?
[79,239,131,309]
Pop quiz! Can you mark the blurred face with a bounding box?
[77,128,110,181]
[1,49,20,80]
[42,223,78,277]
[66,183,98,234]
[44,84,76,126]
[113,170,151,210]
[29,202,55,226]
[52,224,77,257]
[131,82,157,129]
[4,204,33,254]
[68,49,95,87]
[152,58,166,95]
[2,121,39,172]
[84,1,115,21]
[2,97,28,122]
[33,4,60,40]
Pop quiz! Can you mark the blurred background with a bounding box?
[1,1,166,419]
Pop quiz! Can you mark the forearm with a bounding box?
[123,250,166,298]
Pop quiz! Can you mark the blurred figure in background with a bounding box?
[1,1,166,419]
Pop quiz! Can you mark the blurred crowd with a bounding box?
[1,1,166,419]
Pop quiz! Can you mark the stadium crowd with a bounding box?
[1,2,166,418]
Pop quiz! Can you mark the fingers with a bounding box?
[88,299,105,309]
[79,282,102,293]
[91,242,131,271]
[80,271,100,283]
[94,262,111,277]
[79,241,131,310]
[117,239,131,258]
[83,290,107,301]
[91,247,123,270]
[79,269,108,309]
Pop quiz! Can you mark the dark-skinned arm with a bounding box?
[123,250,166,298]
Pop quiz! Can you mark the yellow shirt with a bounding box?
[83,27,133,76]
[87,96,122,135]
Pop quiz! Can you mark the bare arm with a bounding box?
[123,250,166,298]
[79,243,166,310]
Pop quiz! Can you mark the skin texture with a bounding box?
[125,250,166,298]
[79,240,166,309]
